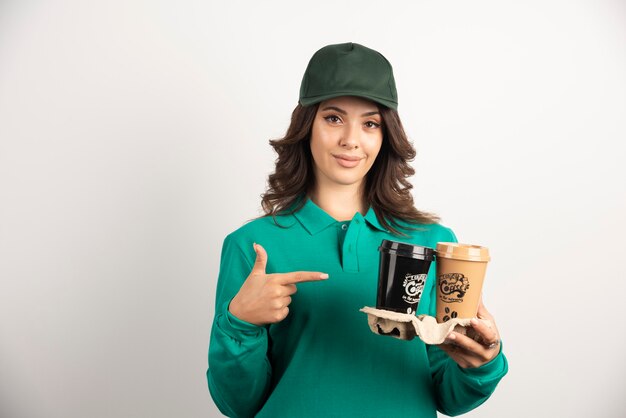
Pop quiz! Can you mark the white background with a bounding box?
[1,1,625,417]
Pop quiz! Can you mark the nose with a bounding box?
[338,123,360,150]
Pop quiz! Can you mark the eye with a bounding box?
[365,121,381,129]
[323,115,342,124]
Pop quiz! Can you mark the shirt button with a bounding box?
[341,224,348,230]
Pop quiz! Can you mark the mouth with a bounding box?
[332,153,364,168]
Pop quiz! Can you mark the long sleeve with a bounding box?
[207,234,272,418]
[427,343,508,416]
[426,226,509,416]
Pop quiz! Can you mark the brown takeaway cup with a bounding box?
[435,243,490,323]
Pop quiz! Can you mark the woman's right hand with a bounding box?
[228,243,329,326]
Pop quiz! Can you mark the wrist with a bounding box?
[228,297,243,320]
[218,300,266,337]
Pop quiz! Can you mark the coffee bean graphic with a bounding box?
[442,307,458,322]
[443,307,452,321]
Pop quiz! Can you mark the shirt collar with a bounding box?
[364,206,389,232]
[293,197,388,235]
[293,198,337,235]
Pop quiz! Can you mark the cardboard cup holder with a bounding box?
[360,307,493,345]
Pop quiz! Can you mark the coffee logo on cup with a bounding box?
[402,273,426,305]
[438,273,470,303]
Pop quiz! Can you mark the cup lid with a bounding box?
[435,242,490,262]
[378,239,434,260]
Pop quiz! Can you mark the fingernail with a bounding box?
[320,273,329,279]
[470,318,479,326]
[448,333,456,340]
[252,242,257,250]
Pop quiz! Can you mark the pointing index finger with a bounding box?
[275,271,329,285]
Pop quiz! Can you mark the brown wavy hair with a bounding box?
[259,102,440,236]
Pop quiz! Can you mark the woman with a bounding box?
[207,42,508,417]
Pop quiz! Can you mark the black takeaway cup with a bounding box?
[376,240,435,315]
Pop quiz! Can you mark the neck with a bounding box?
[309,180,367,222]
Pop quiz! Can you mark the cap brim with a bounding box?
[300,92,397,110]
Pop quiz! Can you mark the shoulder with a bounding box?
[391,220,458,246]
[223,213,298,246]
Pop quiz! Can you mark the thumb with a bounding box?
[476,296,492,319]
[251,243,268,274]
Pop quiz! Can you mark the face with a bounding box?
[309,96,384,190]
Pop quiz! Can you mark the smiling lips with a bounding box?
[332,153,364,168]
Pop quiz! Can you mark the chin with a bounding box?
[329,173,366,186]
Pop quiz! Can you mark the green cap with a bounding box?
[299,42,398,110]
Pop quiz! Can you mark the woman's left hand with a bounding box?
[437,299,502,369]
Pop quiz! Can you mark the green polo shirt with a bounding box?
[207,197,508,417]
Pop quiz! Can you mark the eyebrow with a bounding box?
[321,106,380,117]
